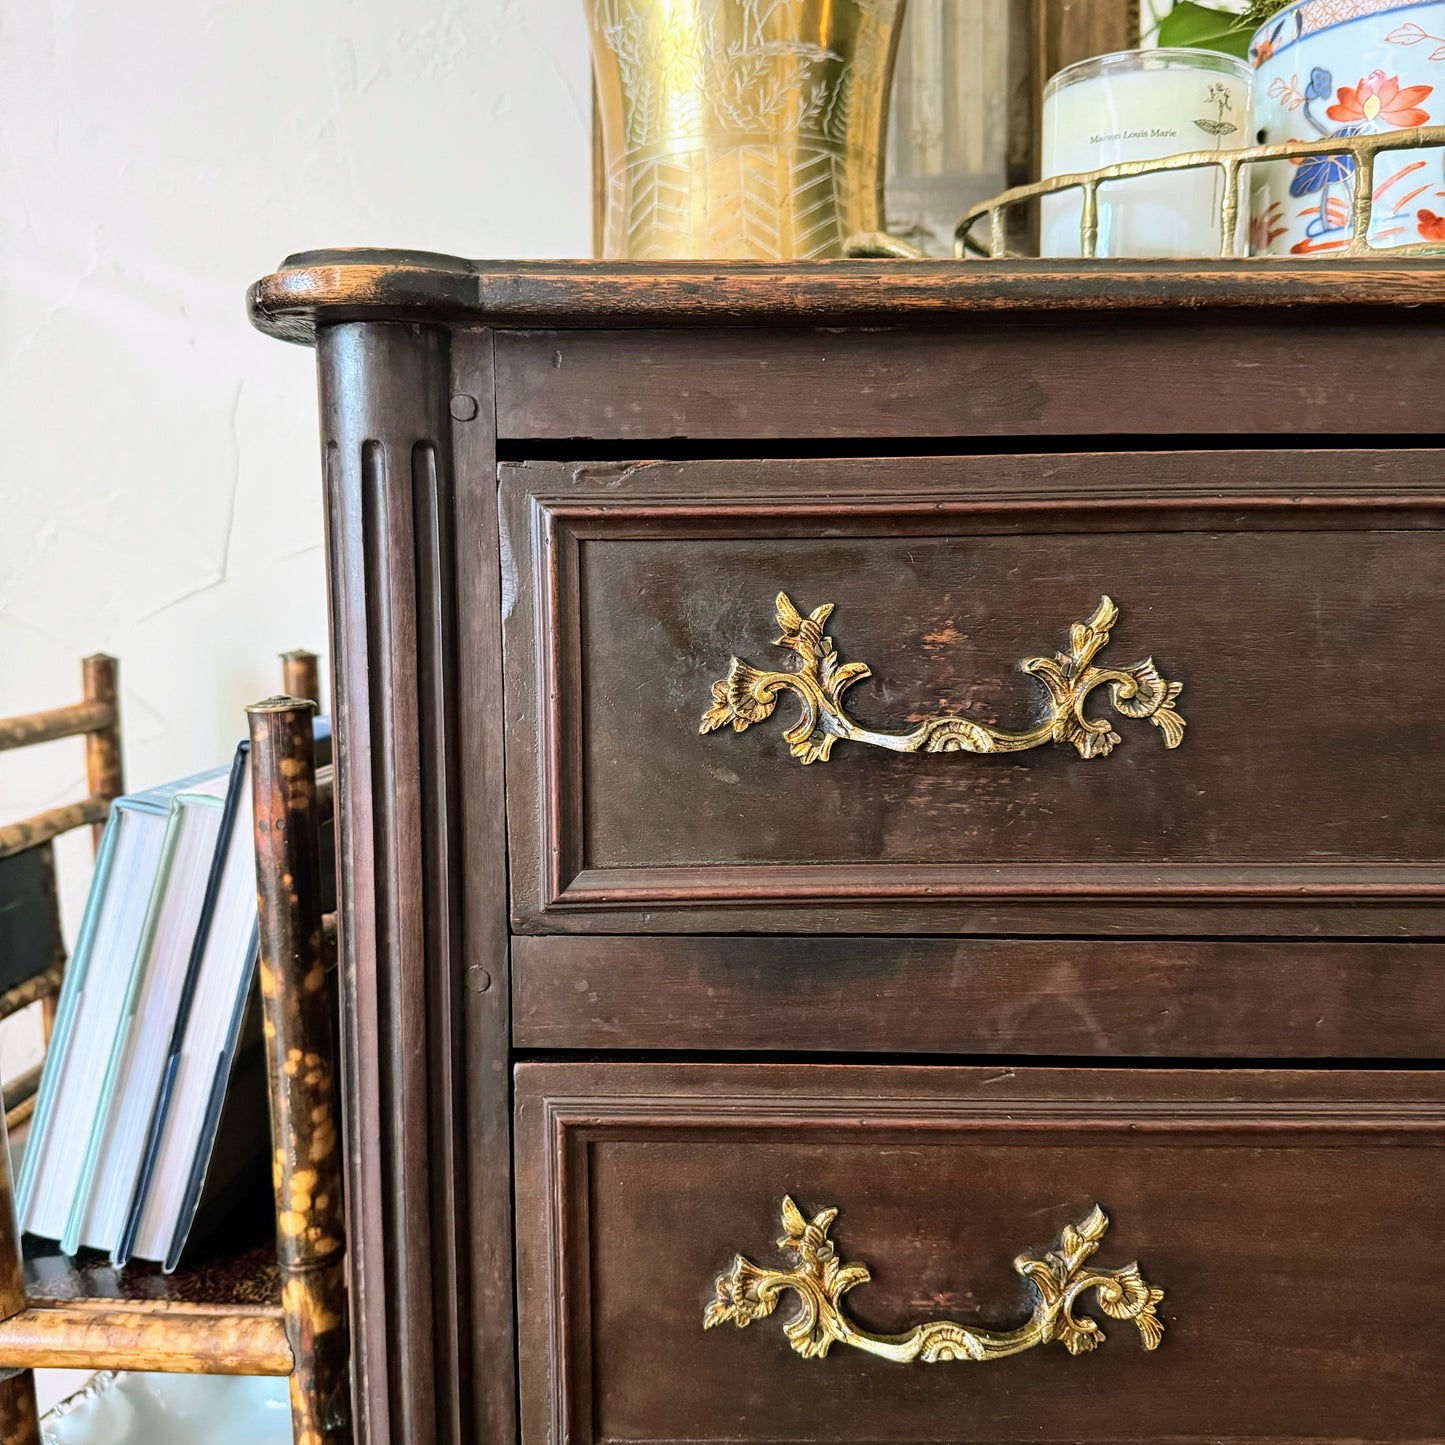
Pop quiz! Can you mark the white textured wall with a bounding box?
[0,0,590,927]
[0,0,590,1411]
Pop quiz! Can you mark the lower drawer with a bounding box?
[514,1064,1445,1445]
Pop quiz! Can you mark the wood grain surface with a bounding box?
[316,321,516,1445]
[512,936,1445,1058]
[492,315,1445,441]
[267,271,1445,1445]
[249,700,352,1445]
[248,255,1445,345]
[501,452,1445,936]
[516,1063,1445,1445]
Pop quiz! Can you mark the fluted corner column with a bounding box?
[313,322,513,1445]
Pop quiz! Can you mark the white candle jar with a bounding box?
[1042,48,1254,257]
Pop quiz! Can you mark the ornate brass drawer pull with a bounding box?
[701,593,1185,765]
[704,1199,1165,1364]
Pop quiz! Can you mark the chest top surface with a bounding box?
[248,253,1445,343]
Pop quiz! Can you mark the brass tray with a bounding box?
[849,125,1445,261]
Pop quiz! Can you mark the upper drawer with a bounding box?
[500,451,1444,936]
[492,312,1445,442]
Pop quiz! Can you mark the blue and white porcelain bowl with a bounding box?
[1250,0,1445,252]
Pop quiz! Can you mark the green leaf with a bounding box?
[1156,2,1253,59]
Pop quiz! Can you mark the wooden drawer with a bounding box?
[515,1064,1445,1445]
[501,450,1444,936]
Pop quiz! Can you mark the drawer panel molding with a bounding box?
[705,1196,1165,1363]
[515,1064,1445,1445]
[501,451,1445,936]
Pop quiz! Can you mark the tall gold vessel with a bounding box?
[589,0,907,259]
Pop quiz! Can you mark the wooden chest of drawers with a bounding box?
[250,256,1445,1445]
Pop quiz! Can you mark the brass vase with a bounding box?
[589,0,907,259]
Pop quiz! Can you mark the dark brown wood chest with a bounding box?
[249,255,1445,1445]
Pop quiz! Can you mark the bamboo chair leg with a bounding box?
[280,651,322,713]
[248,698,352,1445]
[81,655,123,856]
[0,1110,39,1444]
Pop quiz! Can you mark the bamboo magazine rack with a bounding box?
[0,663,349,1445]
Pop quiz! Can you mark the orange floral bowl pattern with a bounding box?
[1249,0,1445,253]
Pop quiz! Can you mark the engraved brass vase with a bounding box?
[588,0,907,259]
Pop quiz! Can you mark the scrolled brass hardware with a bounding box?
[701,593,1185,765]
[704,1198,1165,1364]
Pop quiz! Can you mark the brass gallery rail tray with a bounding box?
[852,126,1445,261]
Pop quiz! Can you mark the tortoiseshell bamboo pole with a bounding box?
[0,1305,291,1375]
[0,700,113,752]
[281,650,323,712]
[81,655,123,855]
[248,697,352,1445]
[0,1109,39,1445]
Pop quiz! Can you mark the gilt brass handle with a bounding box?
[704,1199,1165,1364]
[701,594,1185,765]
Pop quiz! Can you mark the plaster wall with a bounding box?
[0,0,590,1411]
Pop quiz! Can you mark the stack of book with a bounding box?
[17,724,329,1271]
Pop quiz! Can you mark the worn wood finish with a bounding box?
[493,316,1445,441]
[282,650,324,711]
[3,1067,42,1131]
[0,1373,37,1445]
[81,654,123,851]
[0,655,120,862]
[0,699,113,753]
[0,655,123,1065]
[1030,1,1138,215]
[249,699,352,1445]
[0,1378,37,1445]
[516,1063,1445,1445]
[0,1106,37,1445]
[7,1205,290,1374]
[513,936,1445,1058]
[0,1305,291,1375]
[319,321,442,1445]
[249,256,1445,344]
[317,320,513,1445]
[1035,0,1137,88]
[449,329,519,1445]
[0,969,64,1026]
[0,799,109,862]
[501,452,1445,937]
[254,257,1445,1445]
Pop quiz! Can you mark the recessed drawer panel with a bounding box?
[515,1063,1445,1445]
[500,451,1445,935]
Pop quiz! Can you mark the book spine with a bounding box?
[60,798,187,1254]
[117,744,248,1266]
[14,811,122,1218]
[163,923,259,1273]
